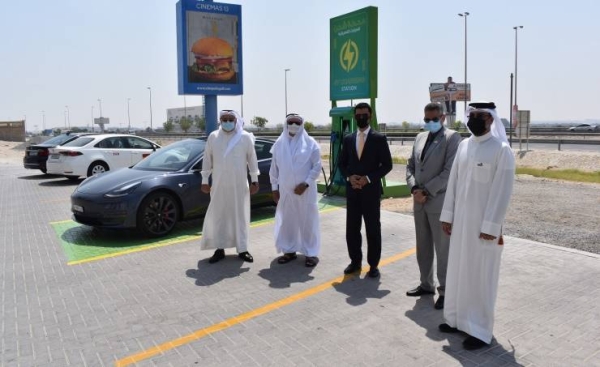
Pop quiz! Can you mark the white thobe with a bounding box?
[200,130,259,252]
[269,134,322,256]
[440,132,515,343]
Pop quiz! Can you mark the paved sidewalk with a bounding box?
[0,164,599,367]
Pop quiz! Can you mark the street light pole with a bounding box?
[458,12,470,115]
[127,98,131,132]
[284,68,290,116]
[147,87,153,131]
[91,106,94,132]
[513,26,524,111]
[65,105,70,129]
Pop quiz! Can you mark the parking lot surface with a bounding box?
[1,164,599,367]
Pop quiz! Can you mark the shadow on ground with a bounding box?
[186,257,250,286]
[258,257,316,288]
[332,274,391,306]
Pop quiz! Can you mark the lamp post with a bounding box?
[65,105,70,129]
[284,68,290,115]
[127,98,131,132]
[147,87,153,131]
[91,106,94,132]
[513,26,524,112]
[458,12,470,114]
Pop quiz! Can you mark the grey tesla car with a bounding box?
[70,138,275,237]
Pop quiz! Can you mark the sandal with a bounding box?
[305,256,318,267]
[278,253,297,264]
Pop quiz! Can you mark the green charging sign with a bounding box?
[330,7,378,101]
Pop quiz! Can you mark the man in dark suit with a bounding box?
[338,102,393,278]
[406,102,461,309]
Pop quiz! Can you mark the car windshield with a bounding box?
[43,134,77,146]
[133,139,205,171]
[62,137,95,147]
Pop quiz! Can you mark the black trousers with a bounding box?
[346,190,382,268]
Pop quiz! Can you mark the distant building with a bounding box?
[0,120,26,142]
[167,105,204,123]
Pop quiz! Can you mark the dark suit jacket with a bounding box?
[338,129,393,197]
[406,127,461,212]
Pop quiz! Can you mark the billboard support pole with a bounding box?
[205,95,218,135]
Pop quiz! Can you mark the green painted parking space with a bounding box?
[52,197,344,265]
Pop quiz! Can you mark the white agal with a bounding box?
[46,134,160,179]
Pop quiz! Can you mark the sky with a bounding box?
[1,0,600,132]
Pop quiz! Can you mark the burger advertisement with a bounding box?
[176,0,242,95]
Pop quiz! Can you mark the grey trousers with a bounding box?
[414,209,450,296]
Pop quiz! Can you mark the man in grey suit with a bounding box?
[406,102,462,309]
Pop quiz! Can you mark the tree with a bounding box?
[195,116,206,131]
[304,121,315,132]
[401,121,410,131]
[453,120,462,131]
[163,120,174,133]
[251,116,268,130]
[179,117,192,133]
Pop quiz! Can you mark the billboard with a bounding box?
[176,0,243,95]
[516,110,530,139]
[429,82,471,103]
[330,7,378,101]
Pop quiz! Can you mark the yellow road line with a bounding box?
[114,247,416,367]
[66,236,198,265]
[50,219,74,225]
[67,207,341,266]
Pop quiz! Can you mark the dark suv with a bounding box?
[23,132,92,174]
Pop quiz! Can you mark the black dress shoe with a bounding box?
[343,263,361,275]
[434,296,445,310]
[406,286,435,297]
[367,268,380,278]
[238,251,254,263]
[438,323,459,333]
[463,336,488,350]
[208,249,225,264]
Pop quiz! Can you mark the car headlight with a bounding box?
[104,182,142,198]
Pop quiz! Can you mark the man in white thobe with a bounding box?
[200,110,260,264]
[438,101,515,350]
[270,113,322,267]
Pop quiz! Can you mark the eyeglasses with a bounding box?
[220,118,235,123]
[355,114,369,120]
[424,118,441,123]
[287,120,302,125]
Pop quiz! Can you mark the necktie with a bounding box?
[358,131,365,159]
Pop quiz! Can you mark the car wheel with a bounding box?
[137,192,180,237]
[87,161,109,177]
[40,168,47,174]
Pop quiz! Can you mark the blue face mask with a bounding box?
[424,121,442,133]
[221,121,235,132]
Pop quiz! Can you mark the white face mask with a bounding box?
[287,124,300,135]
[221,121,235,132]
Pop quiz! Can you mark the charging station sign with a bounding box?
[330,7,378,101]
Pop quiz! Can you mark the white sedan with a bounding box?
[47,134,161,180]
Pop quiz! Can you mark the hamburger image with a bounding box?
[190,37,235,82]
